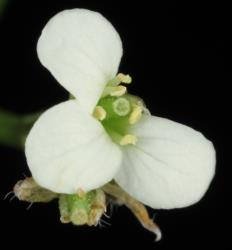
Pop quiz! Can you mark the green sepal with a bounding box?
[59,190,106,226]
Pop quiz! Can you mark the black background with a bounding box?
[0,0,230,249]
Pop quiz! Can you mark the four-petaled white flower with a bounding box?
[26,9,216,209]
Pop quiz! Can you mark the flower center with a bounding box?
[93,73,145,146]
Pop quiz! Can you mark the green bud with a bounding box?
[59,189,106,226]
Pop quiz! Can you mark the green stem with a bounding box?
[0,0,7,16]
[0,108,41,149]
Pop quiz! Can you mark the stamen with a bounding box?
[102,86,127,97]
[129,105,143,124]
[120,134,137,146]
[110,86,127,96]
[93,106,107,121]
[107,73,132,86]
[113,98,130,116]
[117,73,132,84]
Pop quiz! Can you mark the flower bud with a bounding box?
[14,177,58,203]
[59,189,106,226]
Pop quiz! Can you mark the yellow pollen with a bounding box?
[120,134,138,146]
[129,105,143,124]
[117,73,132,84]
[93,106,107,121]
[110,85,127,97]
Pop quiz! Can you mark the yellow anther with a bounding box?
[117,73,132,84]
[120,134,138,146]
[93,106,107,121]
[129,105,143,124]
[110,85,127,97]
[102,85,127,97]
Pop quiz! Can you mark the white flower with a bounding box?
[25,9,216,209]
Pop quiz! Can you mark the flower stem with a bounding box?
[0,0,7,16]
[0,108,41,149]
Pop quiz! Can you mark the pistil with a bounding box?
[96,73,146,147]
[112,97,131,116]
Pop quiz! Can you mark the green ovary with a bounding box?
[97,94,144,145]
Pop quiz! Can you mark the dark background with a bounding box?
[0,0,230,249]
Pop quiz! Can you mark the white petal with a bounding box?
[37,9,123,113]
[25,100,122,194]
[115,115,216,209]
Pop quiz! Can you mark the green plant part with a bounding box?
[0,109,41,148]
[94,93,145,146]
[3,8,216,242]
[59,190,106,226]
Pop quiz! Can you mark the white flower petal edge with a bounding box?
[115,115,216,209]
[37,9,123,114]
[25,100,122,194]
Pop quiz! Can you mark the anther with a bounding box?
[102,85,127,97]
[129,105,143,124]
[117,73,132,84]
[120,134,137,146]
[110,86,127,96]
[107,73,132,86]
[93,106,107,121]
